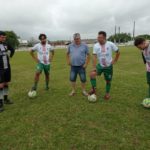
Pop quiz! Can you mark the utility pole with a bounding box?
[114,25,117,44]
[118,26,120,44]
[133,21,135,41]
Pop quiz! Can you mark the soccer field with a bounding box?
[0,46,149,150]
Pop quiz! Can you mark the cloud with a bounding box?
[0,0,150,40]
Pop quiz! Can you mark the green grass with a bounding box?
[0,46,149,150]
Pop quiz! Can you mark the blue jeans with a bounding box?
[70,66,86,83]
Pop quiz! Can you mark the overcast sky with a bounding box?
[0,0,150,40]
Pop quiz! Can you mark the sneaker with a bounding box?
[88,88,96,95]
[82,91,89,97]
[104,93,110,100]
[45,86,49,91]
[0,99,4,112]
[4,99,13,105]
[69,91,76,96]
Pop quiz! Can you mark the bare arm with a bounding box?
[30,50,39,63]
[83,54,90,68]
[92,54,97,70]
[112,50,120,65]
[66,52,71,66]
[50,50,54,62]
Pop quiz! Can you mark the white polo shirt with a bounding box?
[93,41,119,67]
[32,43,54,65]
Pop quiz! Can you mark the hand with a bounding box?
[83,64,87,69]
[35,58,39,63]
[67,61,71,66]
[111,60,117,65]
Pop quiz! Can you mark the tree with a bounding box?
[5,31,19,49]
[135,34,150,40]
[108,33,132,43]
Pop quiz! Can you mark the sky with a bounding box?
[0,0,150,40]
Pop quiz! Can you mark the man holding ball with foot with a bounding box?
[89,31,120,100]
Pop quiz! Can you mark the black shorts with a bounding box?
[0,67,11,84]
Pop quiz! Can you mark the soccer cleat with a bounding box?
[4,99,14,105]
[31,87,37,91]
[45,86,49,91]
[69,91,76,96]
[82,91,89,97]
[0,99,4,112]
[104,93,111,100]
[88,88,96,95]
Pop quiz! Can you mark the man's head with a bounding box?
[73,33,81,45]
[97,31,107,45]
[0,31,6,43]
[134,38,147,50]
[39,33,47,45]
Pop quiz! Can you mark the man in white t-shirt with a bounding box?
[89,31,120,100]
[30,34,54,91]
[134,37,150,97]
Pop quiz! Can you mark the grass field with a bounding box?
[0,46,149,150]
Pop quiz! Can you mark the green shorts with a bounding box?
[146,72,150,84]
[36,63,51,74]
[96,64,113,81]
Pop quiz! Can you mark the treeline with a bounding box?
[2,31,150,48]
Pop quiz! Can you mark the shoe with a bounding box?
[88,88,96,95]
[0,99,4,112]
[69,91,76,96]
[104,93,110,100]
[45,86,49,91]
[82,90,89,97]
[4,99,13,104]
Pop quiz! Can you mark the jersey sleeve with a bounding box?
[110,42,119,52]
[93,44,97,55]
[31,44,38,51]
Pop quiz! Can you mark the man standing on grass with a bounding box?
[134,37,150,97]
[66,33,90,96]
[0,31,15,112]
[89,31,120,100]
[30,34,54,91]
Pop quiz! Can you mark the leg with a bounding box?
[0,70,4,112]
[89,64,102,95]
[104,66,113,100]
[69,66,77,96]
[146,72,150,97]
[44,64,50,90]
[3,67,13,104]
[79,67,88,96]
[32,63,42,91]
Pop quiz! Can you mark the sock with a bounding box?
[3,85,8,101]
[46,80,49,88]
[0,88,3,100]
[148,84,150,97]
[106,81,111,93]
[90,78,96,89]
[32,82,38,90]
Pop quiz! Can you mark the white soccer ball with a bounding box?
[88,94,97,102]
[28,90,37,98]
[142,98,150,108]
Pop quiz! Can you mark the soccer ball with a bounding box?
[142,98,150,108]
[88,94,97,102]
[28,90,37,98]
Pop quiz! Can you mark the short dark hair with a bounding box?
[134,37,145,46]
[39,33,47,40]
[0,31,6,36]
[98,31,107,37]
